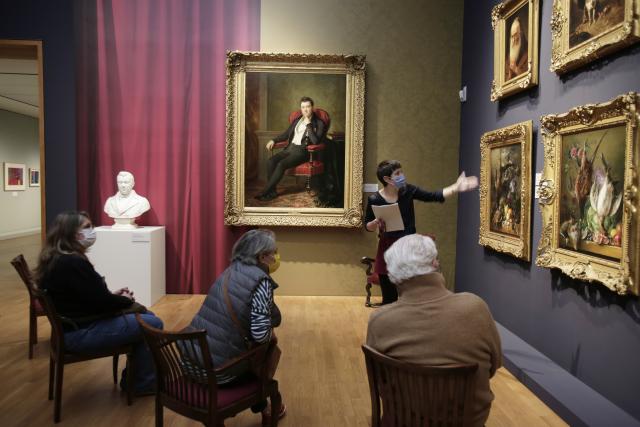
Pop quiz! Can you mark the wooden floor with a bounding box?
[0,235,567,426]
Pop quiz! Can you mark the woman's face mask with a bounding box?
[78,227,97,248]
[392,174,406,189]
[267,252,281,274]
[261,251,280,274]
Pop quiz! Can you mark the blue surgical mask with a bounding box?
[79,227,97,248]
[392,174,406,189]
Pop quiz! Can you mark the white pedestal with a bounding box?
[87,226,166,307]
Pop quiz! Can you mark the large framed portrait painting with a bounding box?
[537,93,640,295]
[479,121,532,261]
[550,0,640,74]
[225,52,365,227]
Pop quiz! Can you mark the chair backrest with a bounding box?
[10,254,37,301]
[137,315,218,412]
[30,283,67,356]
[362,345,478,427]
[288,108,331,132]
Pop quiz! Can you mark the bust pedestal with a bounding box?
[87,226,166,307]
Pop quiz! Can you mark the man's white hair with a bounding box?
[384,234,438,284]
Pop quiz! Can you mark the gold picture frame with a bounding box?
[479,121,533,260]
[550,0,640,74]
[224,51,365,227]
[537,93,640,295]
[491,0,540,102]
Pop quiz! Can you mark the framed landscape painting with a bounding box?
[550,0,640,74]
[537,93,640,295]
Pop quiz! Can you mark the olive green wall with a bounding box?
[261,0,464,295]
[265,73,346,133]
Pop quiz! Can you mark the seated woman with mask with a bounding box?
[189,228,286,424]
[34,211,163,395]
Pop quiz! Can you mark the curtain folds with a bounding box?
[76,0,259,293]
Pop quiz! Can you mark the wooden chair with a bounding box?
[136,314,281,427]
[31,284,134,423]
[362,345,478,427]
[10,254,47,358]
[361,256,381,307]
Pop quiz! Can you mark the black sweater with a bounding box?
[40,254,132,324]
[364,184,444,239]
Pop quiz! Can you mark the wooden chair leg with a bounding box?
[365,283,372,307]
[113,354,119,384]
[126,353,134,406]
[54,360,64,423]
[29,308,36,359]
[270,389,282,427]
[155,395,163,427]
[48,357,55,400]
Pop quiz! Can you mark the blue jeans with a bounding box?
[63,313,163,392]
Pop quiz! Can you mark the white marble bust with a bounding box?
[104,171,150,228]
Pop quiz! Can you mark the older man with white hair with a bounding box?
[366,234,502,427]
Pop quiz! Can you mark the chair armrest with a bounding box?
[306,144,325,152]
[214,342,269,374]
[273,141,288,149]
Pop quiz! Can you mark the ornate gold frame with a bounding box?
[491,0,540,101]
[479,121,533,260]
[224,51,365,227]
[537,93,640,295]
[550,0,640,74]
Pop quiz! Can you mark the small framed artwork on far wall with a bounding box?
[4,163,27,191]
[29,168,40,187]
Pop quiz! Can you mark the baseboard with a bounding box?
[0,228,41,240]
[497,322,640,427]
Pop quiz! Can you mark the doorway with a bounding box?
[0,40,45,243]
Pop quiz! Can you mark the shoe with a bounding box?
[261,403,286,426]
[255,191,277,202]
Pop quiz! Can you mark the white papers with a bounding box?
[371,203,404,232]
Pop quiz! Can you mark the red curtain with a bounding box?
[76,0,259,293]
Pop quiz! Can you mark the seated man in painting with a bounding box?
[366,234,502,427]
[255,96,326,202]
[505,16,528,80]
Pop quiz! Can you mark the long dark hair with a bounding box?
[34,211,91,283]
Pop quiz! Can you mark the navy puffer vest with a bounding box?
[190,261,280,375]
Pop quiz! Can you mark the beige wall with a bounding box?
[261,0,464,295]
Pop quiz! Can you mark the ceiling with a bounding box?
[0,57,39,118]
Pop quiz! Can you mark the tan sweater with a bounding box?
[366,272,502,427]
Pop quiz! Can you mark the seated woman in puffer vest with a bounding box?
[189,228,285,422]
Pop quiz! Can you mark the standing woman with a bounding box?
[34,211,163,394]
[364,160,478,305]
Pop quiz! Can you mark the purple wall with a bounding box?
[0,0,77,224]
[456,0,640,420]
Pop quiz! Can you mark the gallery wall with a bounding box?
[0,110,41,239]
[456,0,640,420]
[261,0,465,295]
[0,0,77,226]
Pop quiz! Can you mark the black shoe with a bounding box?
[256,191,277,201]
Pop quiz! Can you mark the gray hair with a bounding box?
[231,229,277,265]
[384,234,438,284]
